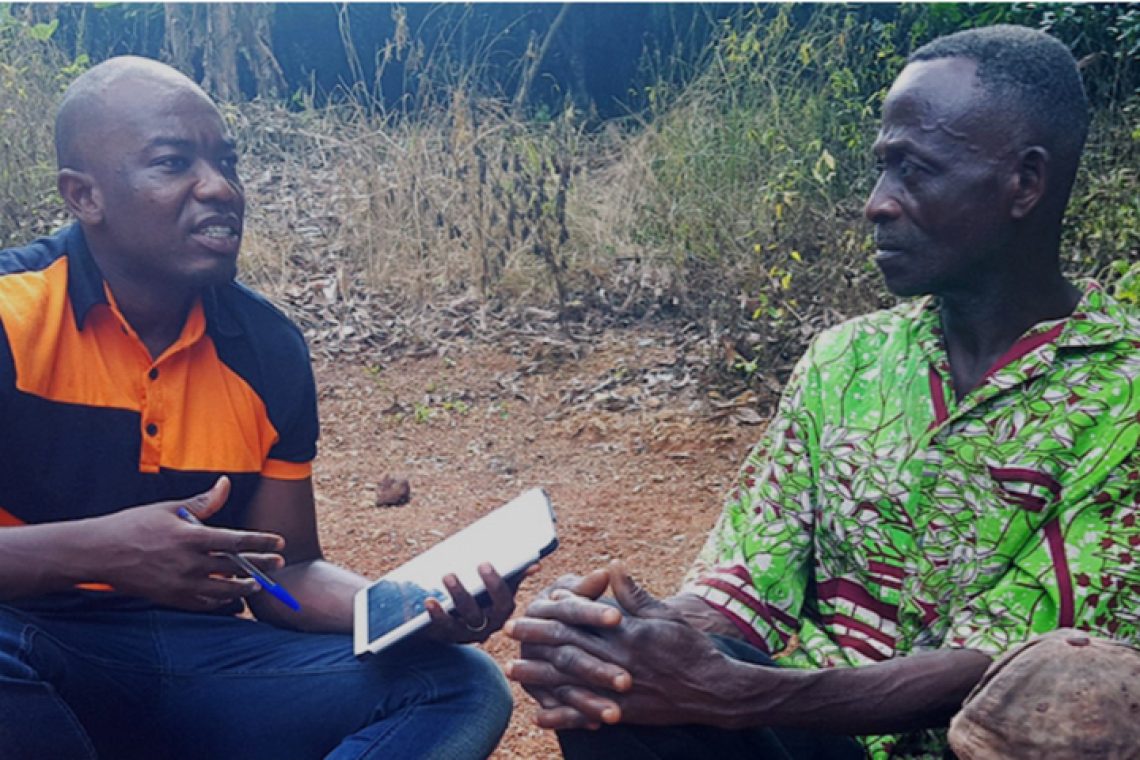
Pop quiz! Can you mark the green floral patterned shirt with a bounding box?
[686,283,1140,758]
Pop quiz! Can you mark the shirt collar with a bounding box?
[64,222,244,339]
[910,279,1133,361]
[1055,280,1139,349]
[63,223,108,331]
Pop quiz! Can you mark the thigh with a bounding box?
[0,605,162,760]
[149,610,502,760]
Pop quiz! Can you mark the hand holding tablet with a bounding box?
[353,488,558,655]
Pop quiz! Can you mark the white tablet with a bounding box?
[353,487,558,656]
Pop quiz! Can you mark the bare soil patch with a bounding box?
[310,326,759,758]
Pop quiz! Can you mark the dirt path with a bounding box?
[310,328,758,758]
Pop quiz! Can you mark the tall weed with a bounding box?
[0,8,80,247]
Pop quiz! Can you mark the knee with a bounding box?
[447,645,513,726]
[0,617,35,681]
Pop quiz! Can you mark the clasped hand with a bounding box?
[504,562,742,730]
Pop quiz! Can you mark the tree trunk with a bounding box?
[203,5,239,101]
[163,3,196,77]
[239,5,286,99]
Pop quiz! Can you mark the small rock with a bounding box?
[374,476,411,507]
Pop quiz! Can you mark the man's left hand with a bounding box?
[423,562,532,644]
[505,562,748,729]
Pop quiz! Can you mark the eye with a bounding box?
[155,155,190,172]
[220,154,239,171]
[898,158,920,178]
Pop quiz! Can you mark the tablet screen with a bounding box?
[366,579,449,643]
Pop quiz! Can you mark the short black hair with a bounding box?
[910,24,1089,178]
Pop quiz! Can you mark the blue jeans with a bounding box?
[0,605,512,759]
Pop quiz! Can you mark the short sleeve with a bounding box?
[262,335,318,480]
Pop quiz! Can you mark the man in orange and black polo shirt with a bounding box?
[0,56,514,760]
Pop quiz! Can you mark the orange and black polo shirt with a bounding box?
[0,223,318,609]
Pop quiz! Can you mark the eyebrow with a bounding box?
[143,136,238,153]
[871,135,932,161]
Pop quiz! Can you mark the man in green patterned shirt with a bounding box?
[504,24,1140,760]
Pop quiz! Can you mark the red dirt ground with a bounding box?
[310,328,758,759]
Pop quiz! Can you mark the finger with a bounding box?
[227,552,286,574]
[505,617,603,648]
[524,685,564,710]
[424,597,457,628]
[202,552,284,579]
[526,595,622,628]
[507,647,630,693]
[443,574,485,628]
[180,476,231,521]
[554,685,622,725]
[479,563,515,614]
[534,704,604,731]
[609,561,672,620]
[191,526,285,555]
[196,574,261,599]
[526,683,616,731]
[424,597,478,643]
[569,567,612,600]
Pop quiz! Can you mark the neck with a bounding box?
[938,265,1080,399]
[91,255,198,360]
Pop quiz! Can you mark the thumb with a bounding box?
[181,476,231,521]
[570,567,612,600]
[609,561,671,620]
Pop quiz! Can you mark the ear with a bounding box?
[1009,146,1049,220]
[57,168,104,225]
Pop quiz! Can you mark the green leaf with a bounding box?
[27,19,57,41]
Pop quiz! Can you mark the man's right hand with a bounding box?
[88,476,286,611]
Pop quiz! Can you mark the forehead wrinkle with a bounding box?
[883,88,1009,163]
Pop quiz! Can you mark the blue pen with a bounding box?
[176,507,301,611]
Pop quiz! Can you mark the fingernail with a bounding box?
[503,620,516,636]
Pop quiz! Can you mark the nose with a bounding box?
[193,161,242,205]
[864,174,900,224]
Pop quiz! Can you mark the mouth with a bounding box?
[873,247,906,262]
[190,218,242,255]
[872,236,909,260]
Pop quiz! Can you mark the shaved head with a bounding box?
[55,56,213,171]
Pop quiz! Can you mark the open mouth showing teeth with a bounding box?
[198,225,238,238]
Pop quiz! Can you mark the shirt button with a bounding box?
[146,423,158,436]
[148,368,159,380]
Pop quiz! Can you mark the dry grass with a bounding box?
[3,9,1136,391]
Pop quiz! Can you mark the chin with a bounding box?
[882,278,930,298]
[188,260,239,289]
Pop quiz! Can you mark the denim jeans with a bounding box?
[0,605,512,760]
[558,635,866,760]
